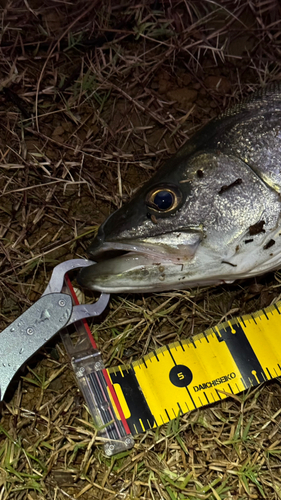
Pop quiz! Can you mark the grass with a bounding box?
[1,0,281,498]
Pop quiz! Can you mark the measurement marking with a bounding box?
[203,331,209,343]
[177,402,183,414]
[239,316,246,327]
[160,414,165,425]
[228,383,234,394]
[179,340,185,351]
[153,350,159,361]
[105,295,281,437]
[240,377,246,388]
[190,337,197,348]
[228,320,236,334]
[214,327,222,341]
[186,387,197,409]
[147,416,159,429]
[266,367,272,378]
[274,303,281,314]
[204,392,210,404]
[215,389,222,400]
[262,309,269,320]
[167,345,176,365]
[139,419,145,432]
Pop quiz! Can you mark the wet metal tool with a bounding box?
[0,260,134,456]
[3,260,281,456]
[0,259,109,402]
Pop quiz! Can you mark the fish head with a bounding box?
[78,150,273,293]
[79,155,205,292]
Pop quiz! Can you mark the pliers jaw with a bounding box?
[43,259,96,295]
[0,259,109,403]
[42,259,110,325]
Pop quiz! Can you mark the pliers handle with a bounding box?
[0,259,109,402]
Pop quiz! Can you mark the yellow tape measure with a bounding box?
[107,300,281,435]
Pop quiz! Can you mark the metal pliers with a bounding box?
[0,259,109,403]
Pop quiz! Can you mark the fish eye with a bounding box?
[145,185,182,213]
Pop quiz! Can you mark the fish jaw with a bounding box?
[87,230,203,262]
[77,237,228,293]
[77,250,223,293]
[77,225,281,293]
[77,231,204,292]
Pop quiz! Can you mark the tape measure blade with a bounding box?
[107,300,281,437]
[108,366,156,434]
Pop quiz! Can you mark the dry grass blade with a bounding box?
[1,0,281,499]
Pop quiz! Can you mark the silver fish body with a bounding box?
[78,85,281,293]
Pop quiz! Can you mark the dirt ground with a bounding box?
[1,1,281,499]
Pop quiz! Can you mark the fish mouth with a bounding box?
[77,234,202,293]
[87,240,193,263]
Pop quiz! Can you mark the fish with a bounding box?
[77,84,281,293]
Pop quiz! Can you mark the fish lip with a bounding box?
[89,228,203,263]
[88,240,191,264]
[89,241,175,262]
